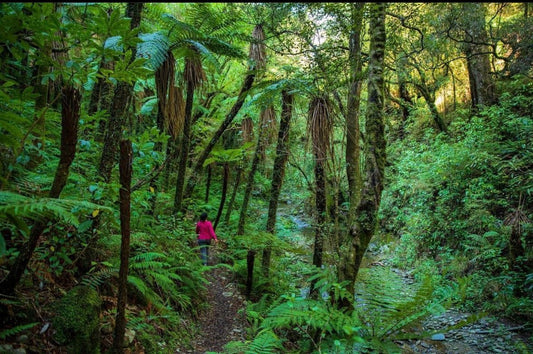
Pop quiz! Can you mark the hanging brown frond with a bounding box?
[241,117,254,143]
[184,52,206,90]
[166,85,185,139]
[155,51,181,138]
[249,24,266,71]
[260,105,277,144]
[307,95,333,162]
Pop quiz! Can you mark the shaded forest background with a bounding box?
[0,2,531,353]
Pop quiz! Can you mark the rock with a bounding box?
[16,335,28,344]
[431,333,445,341]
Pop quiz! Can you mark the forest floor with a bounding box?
[175,245,532,354]
[175,248,248,354]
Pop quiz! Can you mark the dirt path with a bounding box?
[177,249,248,353]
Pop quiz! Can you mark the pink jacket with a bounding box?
[196,220,217,241]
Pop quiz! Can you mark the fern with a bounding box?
[0,191,111,227]
[137,32,170,70]
[81,267,117,289]
[0,322,38,340]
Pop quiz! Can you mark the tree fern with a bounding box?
[137,32,170,70]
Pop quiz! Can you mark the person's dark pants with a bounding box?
[198,239,211,265]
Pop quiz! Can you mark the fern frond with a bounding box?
[137,32,170,70]
[127,274,165,309]
[81,267,117,289]
[0,191,110,227]
[246,329,283,354]
[0,322,38,340]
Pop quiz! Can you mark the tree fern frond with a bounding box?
[137,32,170,70]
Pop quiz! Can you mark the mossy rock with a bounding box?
[51,285,102,354]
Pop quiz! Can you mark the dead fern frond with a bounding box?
[241,117,254,143]
[167,85,185,139]
[260,105,277,145]
[249,24,266,71]
[307,95,333,162]
[184,51,206,90]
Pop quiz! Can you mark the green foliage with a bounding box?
[381,77,533,320]
[0,322,38,340]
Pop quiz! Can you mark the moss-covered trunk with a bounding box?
[345,3,365,222]
[339,2,387,311]
[261,91,293,277]
[112,140,132,353]
[98,3,142,183]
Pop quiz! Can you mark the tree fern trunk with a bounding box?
[0,86,81,294]
[214,163,229,230]
[98,3,143,183]
[224,166,242,225]
[112,140,132,353]
[339,2,386,311]
[173,80,194,213]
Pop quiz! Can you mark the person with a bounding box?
[195,212,218,266]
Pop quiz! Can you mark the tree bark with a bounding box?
[461,3,496,109]
[112,140,132,353]
[339,2,387,311]
[345,3,365,222]
[224,166,242,225]
[173,80,194,213]
[261,91,293,277]
[214,163,229,230]
[98,3,143,183]
[0,86,81,294]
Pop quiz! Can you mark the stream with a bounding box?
[277,205,532,353]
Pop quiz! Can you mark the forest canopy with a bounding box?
[0,2,531,353]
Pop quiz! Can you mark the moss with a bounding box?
[51,285,102,354]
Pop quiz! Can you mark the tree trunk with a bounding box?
[205,164,212,203]
[339,2,386,311]
[415,82,447,133]
[214,163,229,230]
[98,3,143,183]
[112,140,132,353]
[397,53,413,140]
[238,111,269,235]
[461,3,496,109]
[345,3,365,222]
[182,73,255,207]
[224,166,242,225]
[173,80,194,213]
[261,91,293,277]
[0,86,81,294]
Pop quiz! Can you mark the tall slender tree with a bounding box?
[339,2,387,311]
[98,3,144,183]
[174,50,205,213]
[260,92,293,280]
[308,95,333,290]
[345,2,365,225]
[0,86,81,294]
